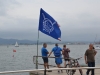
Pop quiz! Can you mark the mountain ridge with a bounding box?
[0,38,96,45]
[0,38,36,45]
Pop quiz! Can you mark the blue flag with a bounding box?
[38,8,61,41]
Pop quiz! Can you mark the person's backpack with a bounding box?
[54,47,61,57]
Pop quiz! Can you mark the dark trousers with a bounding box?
[86,62,95,75]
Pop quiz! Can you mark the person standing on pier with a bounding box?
[84,44,97,75]
[62,45,70,67]
[49,43,63,73]
[41,43,49,69]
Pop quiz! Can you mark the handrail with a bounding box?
[0,67,100,74]
[33,56,82,66]
[33,56,81,60]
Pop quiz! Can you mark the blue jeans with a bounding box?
[86,62,95,75]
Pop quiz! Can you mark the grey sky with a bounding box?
[0,0,100,42]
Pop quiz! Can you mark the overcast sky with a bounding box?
[0,0,100,42]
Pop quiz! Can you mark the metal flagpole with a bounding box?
[36,30,39,69]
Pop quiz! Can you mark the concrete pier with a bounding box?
[30,65,100,75]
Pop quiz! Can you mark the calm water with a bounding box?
[0,44,100,75]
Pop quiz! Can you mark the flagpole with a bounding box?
[37,8,61,69]
[36,30,39,69]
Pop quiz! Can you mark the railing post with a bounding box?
[44,68,46,75]
[36,56,38,69]
[69,59,72,75]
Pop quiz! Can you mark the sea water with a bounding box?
[0,44,100,75]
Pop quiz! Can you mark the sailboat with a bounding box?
[95,46,100,50]
[15,41,19,47]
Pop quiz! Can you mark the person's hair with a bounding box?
[63,45,66,47]
[55,43,58,46]
[89,44,94,49]
[89,44,93,47]
[43,43,47,47]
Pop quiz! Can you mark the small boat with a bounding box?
[15,41,19,47]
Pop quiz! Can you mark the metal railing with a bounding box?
[0,67,100,74]
[32,56,100,75]
[0,56,99,75]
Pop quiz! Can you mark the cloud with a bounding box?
[0,0,100,42]
[0,0,19,16]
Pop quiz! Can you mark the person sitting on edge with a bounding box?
[41,43,49,69]
[48,43,63,73]
[62,45,70,67]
